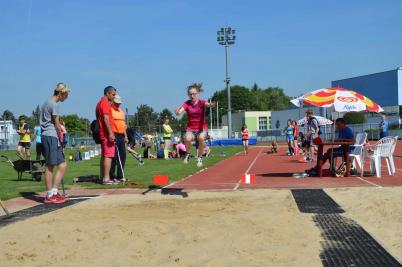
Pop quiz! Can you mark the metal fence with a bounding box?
[0,133,19,150]
[251,123,402,142]
[0,135,98,151]
[2,123,400,150]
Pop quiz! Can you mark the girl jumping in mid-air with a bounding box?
[241,124,249,155]
[175,83,215,167]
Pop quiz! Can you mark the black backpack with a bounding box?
[90,120,101,144]
[309,117,322,135]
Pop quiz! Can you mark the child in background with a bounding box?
[156,142,165,158]
[284,119,295,156]
[203,142,211,157]
[126,128,144,165]
[293,121,299,155]
[271,140,278,153]
[59,118,68,148]
[174,142,187,158]
[299,132,307,155]
[143,144,156,159]
[16,115,31,160]
[241,124,249,155]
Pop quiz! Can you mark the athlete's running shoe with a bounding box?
[183,155,189,164]
[54,193,70,203]
[196,157,203,168]
[44,194,67,204]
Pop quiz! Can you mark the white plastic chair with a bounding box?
[366,137,396,178]
[387,136,398,175]
[330,132,367,174]
[349,132,368,176]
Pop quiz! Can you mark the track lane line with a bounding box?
[164,147,260,190]
[234,147,264,190]
[355,177,382,188]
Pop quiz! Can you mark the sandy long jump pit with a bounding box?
[1,188,401,267]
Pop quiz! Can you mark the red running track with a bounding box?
[166,142,402,190]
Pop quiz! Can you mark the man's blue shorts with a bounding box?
[42,136,65,166]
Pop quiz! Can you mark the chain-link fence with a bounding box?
[251,123,402,143]
[0,133,19,150]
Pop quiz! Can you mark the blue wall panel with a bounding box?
[331,69,399,106]
[399,69,402,105]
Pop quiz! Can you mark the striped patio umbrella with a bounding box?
[291,87,383,113]
[297,116,333,126]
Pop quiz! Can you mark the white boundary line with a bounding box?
[234,147,264,190]
[68,196,99,200]
[162,146,259,189]
[170,182,238,186]
[163,167,208,189]
[355,177,382,188]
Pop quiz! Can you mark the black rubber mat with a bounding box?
[161,188,188,198]
[291,189,345,214]
[315,214,401,267]
[0,198,89,228]
[292,189,401,267]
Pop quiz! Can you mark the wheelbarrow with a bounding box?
[1,155,45,182]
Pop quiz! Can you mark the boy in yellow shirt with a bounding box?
[17,115,31,160]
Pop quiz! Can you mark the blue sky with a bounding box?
[1,0,401,119]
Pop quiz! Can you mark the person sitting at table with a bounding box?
[307,118,355,176]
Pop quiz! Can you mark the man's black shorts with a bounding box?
[18,142,31,149]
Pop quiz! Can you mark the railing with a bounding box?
[250,123,401,142]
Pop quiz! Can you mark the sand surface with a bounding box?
[1,187,402,267]
[0,190,322,267]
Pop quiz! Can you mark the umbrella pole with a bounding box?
[330,111,336,174]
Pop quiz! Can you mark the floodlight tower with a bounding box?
[217,26,236,138]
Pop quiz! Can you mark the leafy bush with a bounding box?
[343,112,366,124]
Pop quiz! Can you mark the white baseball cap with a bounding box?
[113,95,123,104]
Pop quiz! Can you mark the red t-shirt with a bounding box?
[96,96,115,139]
[293,124,299,138]
[182,99,208,131]
[242,129,249,140]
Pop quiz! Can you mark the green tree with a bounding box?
[31,105,41,125]
[1,110,16,122]
[343,112,366,124]
[263,87,291,111]
[250,83,269,111]
[211,84,291,124]
[130,104,159,133]
[211,85,253,117]
[60,114,90,136]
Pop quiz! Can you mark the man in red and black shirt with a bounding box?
[96,86,116,184]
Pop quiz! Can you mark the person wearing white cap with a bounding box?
[110,95,128,182]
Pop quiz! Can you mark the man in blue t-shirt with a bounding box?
[32,125,44,160]
[308,118,355,175]
[379,114,389,139]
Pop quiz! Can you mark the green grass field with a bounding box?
[0,146,242,200]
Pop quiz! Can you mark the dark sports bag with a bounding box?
[90,120,101,144]
[62,133,69,147]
